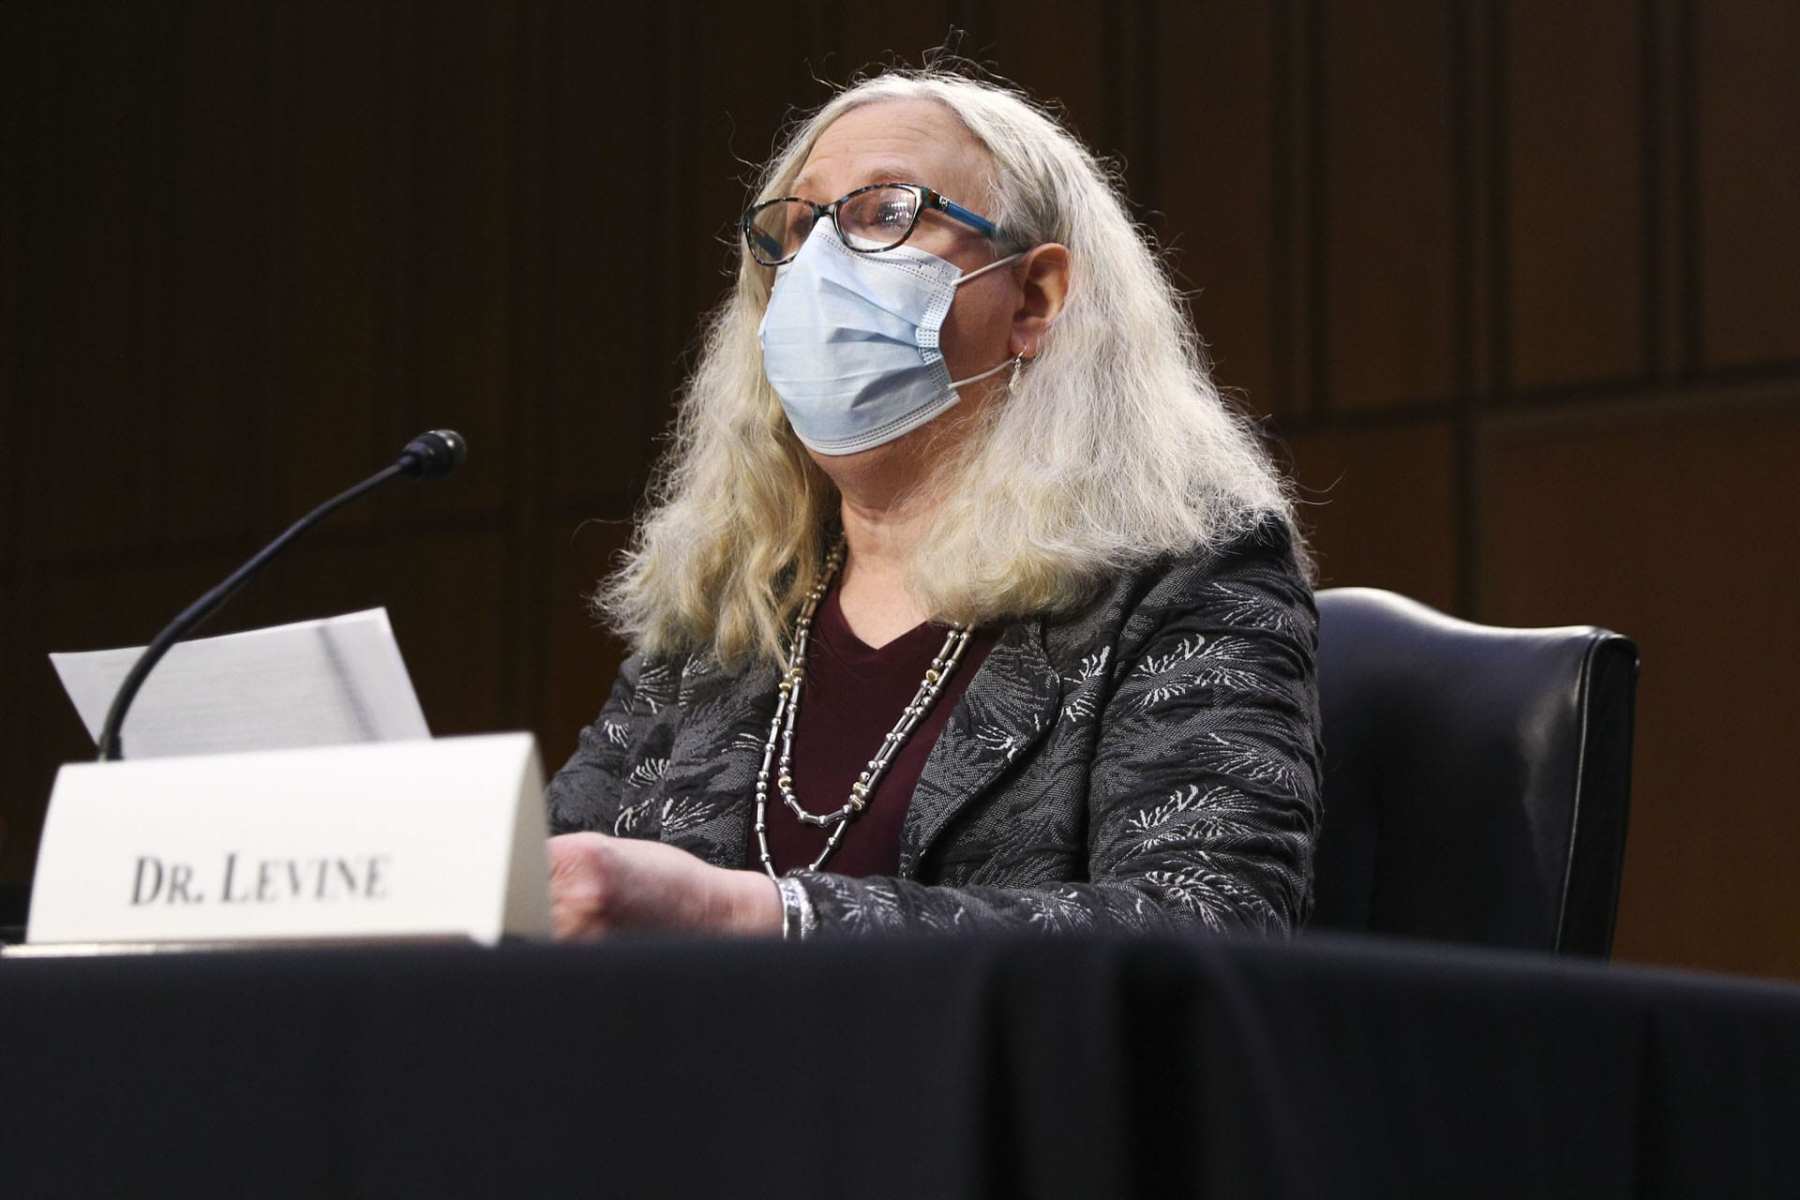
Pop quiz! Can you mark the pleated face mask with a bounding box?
[757,220,1022,456]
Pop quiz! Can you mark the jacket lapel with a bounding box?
[654,655,779,868]
[898,618,1063,879]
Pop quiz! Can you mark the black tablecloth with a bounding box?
[2,933,1797,1198]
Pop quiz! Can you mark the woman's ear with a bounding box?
[1009,243,1071,358]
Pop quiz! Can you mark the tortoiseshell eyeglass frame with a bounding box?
[741,181,1000,267]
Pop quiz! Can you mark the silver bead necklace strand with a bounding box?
[754,537,973,880]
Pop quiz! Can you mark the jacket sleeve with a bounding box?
[778,518,1324,938]
[544,651,678,838]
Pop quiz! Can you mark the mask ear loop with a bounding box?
[954,251,1025,288]
[954,249,1037,396]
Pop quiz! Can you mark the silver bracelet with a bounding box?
[776,875,817,941]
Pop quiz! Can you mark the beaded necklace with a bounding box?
[753,537,973,879]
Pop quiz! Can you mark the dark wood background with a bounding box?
[3,1,1796,978]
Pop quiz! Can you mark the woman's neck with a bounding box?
[834,491,936,649]
[812,411,972,646]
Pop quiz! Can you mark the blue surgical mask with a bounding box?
[757,221,1022,456]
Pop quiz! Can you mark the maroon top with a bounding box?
[761,573,999,878]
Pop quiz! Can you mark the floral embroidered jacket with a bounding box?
[545,515,1323,938]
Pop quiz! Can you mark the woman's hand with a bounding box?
[546,832,782,940]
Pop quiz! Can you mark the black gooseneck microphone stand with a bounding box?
[95,429,466,762]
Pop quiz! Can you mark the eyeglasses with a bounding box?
[741,182,999,267]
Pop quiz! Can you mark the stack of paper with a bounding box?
[51,609,431,759]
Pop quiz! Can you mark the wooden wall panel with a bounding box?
[1320,0,1457,411]
[1696,2,1800,367]
[159,3,275,544]
[984,1,1114,154]
[540,517,635,767]
[835,7,959,76]
[263,4,391,529]
[369,4,517,519]
[0,21,22,581]
[16,6,170,561]
[1506,1,1646,389]
[1283,422,1459,610]
[0,579,26,879]
[1156,2,1283,417]
[543,4,668,508]
[1481,400,1800,979]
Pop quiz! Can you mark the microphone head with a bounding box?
[398,429,467,479]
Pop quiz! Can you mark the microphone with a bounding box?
[398,428,466,479]
[94,430,468,761]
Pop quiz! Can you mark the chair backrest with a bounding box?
[1309,588,1639,956]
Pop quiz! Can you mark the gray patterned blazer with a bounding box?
[546,515,1323,938]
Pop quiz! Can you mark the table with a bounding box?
[3,932,1797,1197]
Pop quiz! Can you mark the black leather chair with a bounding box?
[1309,588,1639,957]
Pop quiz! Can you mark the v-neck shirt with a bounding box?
[759,573,1000,878]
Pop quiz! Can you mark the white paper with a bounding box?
[50,608,431,759]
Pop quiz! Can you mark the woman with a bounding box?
[545,67,1322,940]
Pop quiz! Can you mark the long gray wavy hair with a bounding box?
[596,67,1301,671]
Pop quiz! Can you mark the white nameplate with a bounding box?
[27,734,550,947]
